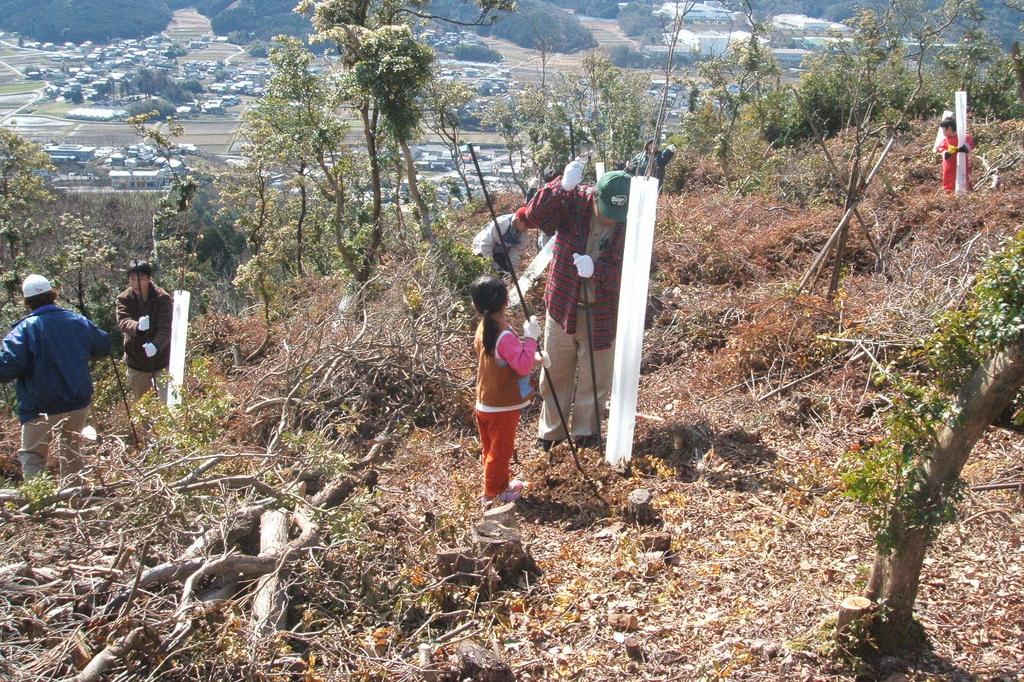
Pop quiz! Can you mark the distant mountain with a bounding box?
[176,0,597,54]
[166,0,311,42]
[0,0,172,43]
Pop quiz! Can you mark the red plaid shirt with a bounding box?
[520,178,625,350]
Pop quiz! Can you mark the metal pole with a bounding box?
[467,144,602,498]
[108,355,140,445]
[579,283,602,443]
[74,289,140,445]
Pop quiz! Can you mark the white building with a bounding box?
[657,1,735,24]
[65,107,127,121]
[110,169,171,190]
[772,48,811,69]
[772,14,849,33]
[670,28,753,57]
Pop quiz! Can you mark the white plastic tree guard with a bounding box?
[595,161,606,179]
[955,91,968,194]
[167,290,191,408]
[509,238,554,307]
[606,175,660,468]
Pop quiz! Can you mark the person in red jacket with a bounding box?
[936,117,974,193]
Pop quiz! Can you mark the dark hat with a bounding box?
[596,171,631,222]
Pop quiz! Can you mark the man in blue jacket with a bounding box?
[0,275,111,480]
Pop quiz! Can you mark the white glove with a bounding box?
[143,342,158,358]
[666,143,676,153]
[535,350,551,369]
[138,315,150,331]
[573,253,594,279]
[561,159,585,191]
[523,315,541,340]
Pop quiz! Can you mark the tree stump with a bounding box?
[624,636,643,661]
[252,510,290,637]
[624,489,657,526]
[483,502,515,526]
[456,640,514,682]
[436,548,493,587]
[472,520,542,587]
[836,595,874,642]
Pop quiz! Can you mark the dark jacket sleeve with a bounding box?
[116,292,138,338]
[88,321,112,358]
[658,147,675,166]
[0,324,30,382]
[152,291,173,351]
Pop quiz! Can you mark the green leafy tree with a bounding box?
[843,231,1024,649]
[0,129,54,309]
[563,53,657,168]
[422,78,475,198]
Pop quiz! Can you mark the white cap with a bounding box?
[22,274,52,298]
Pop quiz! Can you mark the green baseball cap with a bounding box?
[596,170,631,222]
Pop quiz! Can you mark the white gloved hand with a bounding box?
[523,315,541,340]
[535,350,551,369]
[138,315,150,331]
[143,342,157,358]
[561,159,585,191]
[573,253,594,279]
[666,143,676,153]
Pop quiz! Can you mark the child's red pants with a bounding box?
[476,409,520,498]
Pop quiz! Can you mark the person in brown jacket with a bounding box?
[116,259,173,402]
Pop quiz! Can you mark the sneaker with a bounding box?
[496,480,526,504]
[479,495,496,509]
[496,488,522,504]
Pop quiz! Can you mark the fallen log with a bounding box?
[455,640,514,682]
[72,626,148,682]
[251,509,291,637]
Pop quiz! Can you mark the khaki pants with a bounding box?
[127,367,168,403]
[538,312,614,440]
[18,406,90,480]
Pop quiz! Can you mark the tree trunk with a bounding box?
[399,140,435,245]
[865,342,1024,645]
[1011,42,1024,107]
[295,163,307,277]
[400,140,457,274]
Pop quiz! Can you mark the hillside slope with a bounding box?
[1,121,1021,679]
[0,0,172,43]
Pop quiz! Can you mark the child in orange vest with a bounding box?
[936,117,974,193]
[470,276,545,506]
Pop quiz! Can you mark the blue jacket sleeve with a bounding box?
[88,321,112,358]
[0,324,31,382]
